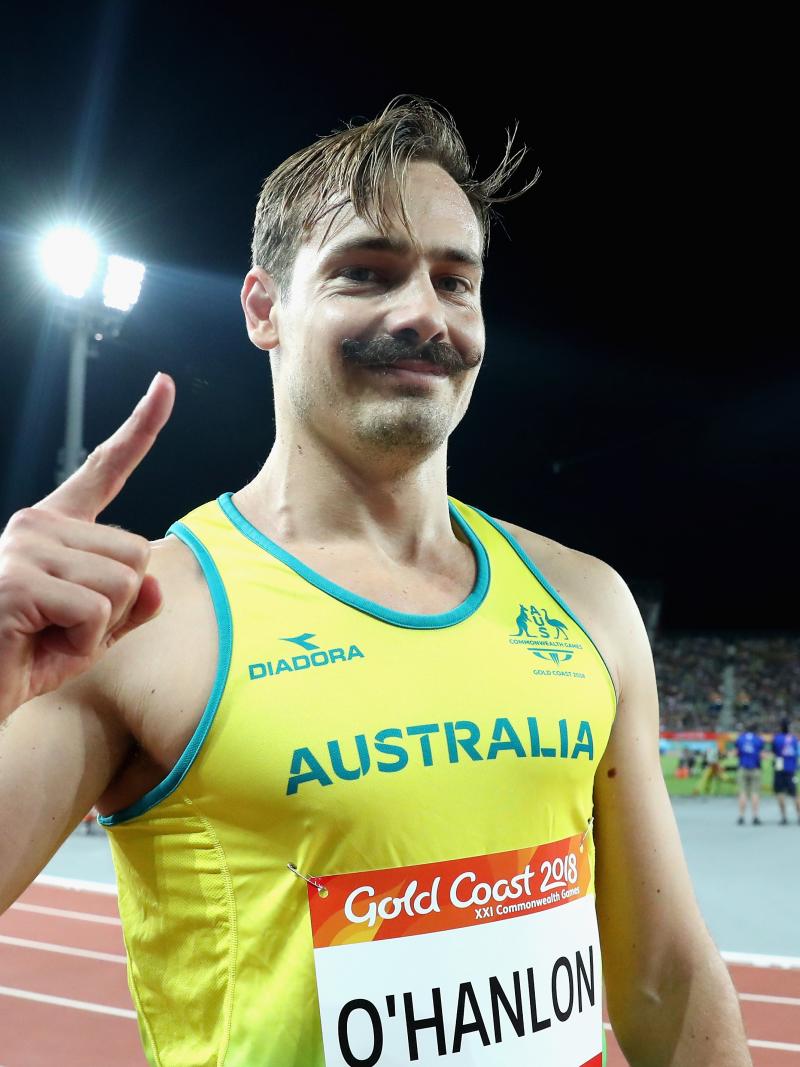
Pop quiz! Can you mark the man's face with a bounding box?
[269,161,485,463]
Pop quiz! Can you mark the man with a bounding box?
[694,742,722,798]
[0,97,750,1065]
[772,718,800,824]
[735,723,765,825]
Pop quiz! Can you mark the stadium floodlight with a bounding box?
[38,226,148,484]
[40,226,99,299]
[103,254,146,311]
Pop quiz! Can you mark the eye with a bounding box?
[339,267,379,284]
[438,276,470,294]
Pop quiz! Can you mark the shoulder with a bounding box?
[146,533,205,590]
[492,517,629,607]
[79,532,216,734]
[116,529,214,650]
[490,516,644,698]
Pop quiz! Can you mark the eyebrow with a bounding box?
[320,235,483,274]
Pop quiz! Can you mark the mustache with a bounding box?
[341,336,482,373]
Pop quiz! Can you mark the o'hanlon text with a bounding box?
[286,716,594,795]
[334,948,596,1064]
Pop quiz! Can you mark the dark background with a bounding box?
[0,5,795,629]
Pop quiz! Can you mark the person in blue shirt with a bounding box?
[736,723,765,825]
[772,718,800,825]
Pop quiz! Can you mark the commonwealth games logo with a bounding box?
[509,603,583,664]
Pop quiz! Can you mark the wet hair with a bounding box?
[251,94,540,294]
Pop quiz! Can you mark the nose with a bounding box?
[383,274,447,349]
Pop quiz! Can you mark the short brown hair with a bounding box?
[251,95,539,293]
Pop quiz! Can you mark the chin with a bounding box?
[351,400,452,455]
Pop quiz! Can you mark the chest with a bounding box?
[184,574,614,864]
[99,506,618,831]
[97,553,478,816]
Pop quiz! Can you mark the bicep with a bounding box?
[592,578,713,1033]
[0,680,132,912]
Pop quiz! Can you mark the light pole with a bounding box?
[39,227,146,484]
[62,309,92,479]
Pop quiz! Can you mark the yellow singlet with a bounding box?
[100,493,617,1067]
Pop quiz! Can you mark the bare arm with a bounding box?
[0,531,206,913]
[496,520,750,1066]
[0,678,133,912]
[592,568,751,1066]
[0,373,175,910]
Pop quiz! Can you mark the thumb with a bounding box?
[106,574,164,647]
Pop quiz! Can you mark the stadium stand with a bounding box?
[653,634,800,733]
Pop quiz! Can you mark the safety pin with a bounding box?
[579,816,595,853]
[288,862,329,898]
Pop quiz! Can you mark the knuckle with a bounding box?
[128,534,151,571]
[86,441,107,469]
[117,566,140,602]
[88,441,124,487]
[0,530,24,558]
[98,438,124,471]
[1,511,43,560]
[89,593,113,628]
[6,507,40,534]
[0,569,27,606]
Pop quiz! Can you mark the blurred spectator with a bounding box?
[653,635,729,730]
[694,743,723,797]
[772,718,800,825]
[708,690,723,718]
[735,723,765,826]
[654,635,800,734]
[731,638,800,727]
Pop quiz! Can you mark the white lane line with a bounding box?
[34,874,117,896]
[0,985,136,1019]
[9,902,121,926]
[740,992,800,1007]
[723,950,800,970]
[0,934,126,964]
[602,1024,800,1051]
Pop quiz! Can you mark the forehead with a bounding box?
[299,161,483,269]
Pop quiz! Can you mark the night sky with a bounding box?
[1,6,796,630]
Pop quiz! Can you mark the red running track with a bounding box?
[1,880,798,1066]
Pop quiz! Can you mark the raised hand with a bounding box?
[0,372,175,720]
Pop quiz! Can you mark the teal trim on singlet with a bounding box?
[217,492,491,631]
[97,521,233,827]
[472,507,618,702]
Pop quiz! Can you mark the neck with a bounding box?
[233,422,459,564]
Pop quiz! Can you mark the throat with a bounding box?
[284,539,477,615]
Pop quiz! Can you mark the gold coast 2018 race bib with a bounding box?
[308,835,603,1066]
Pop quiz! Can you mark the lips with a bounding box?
[383,359,448,377]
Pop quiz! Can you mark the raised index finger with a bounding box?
[39,372,176,521]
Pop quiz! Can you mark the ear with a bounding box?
[241,267,280,351]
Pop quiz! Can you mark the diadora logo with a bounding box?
[248,632,365,681]
[509,603,584,666]
[283,632,320,651]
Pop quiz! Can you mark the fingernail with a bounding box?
[146,372,163,397]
